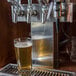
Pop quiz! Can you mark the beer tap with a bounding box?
[42,5,48,23]
[53,0,61,32]
[53,0,61,68]
[27,0,32,23]
[7,0,72,23]
[7,0,25,23]
[27,0,40,23]
[38,0,50,23]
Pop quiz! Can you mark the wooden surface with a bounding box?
[0,0,76,72]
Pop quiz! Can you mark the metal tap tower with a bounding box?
[7,0,73,68]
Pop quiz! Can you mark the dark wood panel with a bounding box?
[72,0,76,3]
[0,0,30,68]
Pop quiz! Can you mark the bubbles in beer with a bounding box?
[14,41,32,48]
[14,40,32,71]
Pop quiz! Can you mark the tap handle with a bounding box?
[27,6,31,23]
[11,6,18,23]
[42,6,48,23]
[47,2,53,20]
[27,13,31,23]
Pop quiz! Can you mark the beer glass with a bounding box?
[14,37,32,73]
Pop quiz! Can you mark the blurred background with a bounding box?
[0,0,76,72]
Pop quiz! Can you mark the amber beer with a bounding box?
[14,38,32,71]
[32,35,52,57]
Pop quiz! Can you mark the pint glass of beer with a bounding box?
[14,37,32,73]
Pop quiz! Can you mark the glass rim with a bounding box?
[14,37,31,42]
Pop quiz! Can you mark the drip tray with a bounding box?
[0,64,75,76]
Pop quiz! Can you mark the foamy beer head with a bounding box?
[14,37,32,72]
